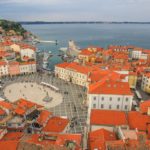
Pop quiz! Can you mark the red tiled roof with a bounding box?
[55,62,69,68]
[89,128,116,150]
[0,61,7,66]
[90,140,105,150]
[26,133,81,149]
[89,70,110,82]
[56,62,100,75]
[79,46,103,56]
[89,79,132,95]
[0,140,19,150]
[142,50,150,54]
[15,98,36,109]
[89,70,123,83]
[128,111,150,131]
[90,109,128,126]
[2,132,24,141]
[140,100,150,114]
[103,49,113,56]
[18,43,36,51]
[27,134,56,146]
[66,62,90,74]
[13,98,41,116]
[0,108,6,116]
[144,73,150,78]
[106,140,125,149]
[89,128,116,141]
[14,107,26,115]
[147,124,150,139]
[42,117,69,133]
[55,134,82,148]
[2,41,14,46]
[79,49,94,56]
[37,110,52,125]
[113,53,128,60]
[0,51,10,58]
[0,101,13,110]
[106,139,150,149]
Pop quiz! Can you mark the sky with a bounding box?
[0,0,150,21]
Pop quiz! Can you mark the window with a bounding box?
[101,104,104,108]
[125,105,128,110]
[101,97,104,101]
[93,104,96,108]
[126,98,129,102]
[118,98,120,101]
[117,105,120,109]
[93,97,96,100]
[109,97,112,101]
[8,123,11,127]
[109,105,111,109]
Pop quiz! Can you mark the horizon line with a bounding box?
[19,21,150,24]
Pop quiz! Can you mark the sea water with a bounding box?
[23,23,150,69]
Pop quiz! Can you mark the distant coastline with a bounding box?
[20,21,150,25]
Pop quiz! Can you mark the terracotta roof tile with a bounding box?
[42,117,69,133]
[0,140,19,150]
[90,109,128,126]
[0,101,13,110]
[37,110,52,125]
[0,108,6,116]
[2,132,24,141]
[140,100,150,114]
[128,111,150,131]
[89,79,132,95]
[26,133,81,149]
[89,128,116,150]
[79,49,94,56]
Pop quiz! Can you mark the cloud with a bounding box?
[0,0,70,5]
[0,0,150,21]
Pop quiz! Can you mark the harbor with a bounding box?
[35,39,81,71]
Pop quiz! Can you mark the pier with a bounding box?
[33,39,58,44]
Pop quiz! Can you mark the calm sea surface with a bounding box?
[23,24,150,69]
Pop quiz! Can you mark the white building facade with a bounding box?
[141,73,150,93]
[131,49,148,60]
[0,62,9,77]
[20,48,36,60]
[131,50,142,59]
[88,94,133,112]
[55,63,89,87]
[87,80,133,122]
[19,62,36,74]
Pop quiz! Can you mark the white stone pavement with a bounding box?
[3,82,63,108]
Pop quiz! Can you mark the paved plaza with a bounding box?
[4,82,63,108]
[0,72,88,134]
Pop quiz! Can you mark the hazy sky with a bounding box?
[0,0,150,21]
